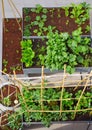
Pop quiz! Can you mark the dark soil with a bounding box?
[32,38,47,67]
[75,113,91,121]
[2,18,23,74]
[23,7,90,36]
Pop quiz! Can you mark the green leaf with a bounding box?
[72,27,82,36]
[66,66,75,74]
[20,40,35,67]
[36,16,41,21]
[33,29,38,33]
[77,56,84,63]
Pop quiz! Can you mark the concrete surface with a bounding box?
[23,122,92,130]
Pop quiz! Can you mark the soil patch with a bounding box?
[2,18,23,74]
[23,7,90,36]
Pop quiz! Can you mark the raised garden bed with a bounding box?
[23,2,91,37]
[21,2,92,75]
[22,36,92,74]
[2,18,23,74]
[2,3,92,75]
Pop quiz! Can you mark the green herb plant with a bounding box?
[23,8,31,15]
[75,90,92,109]
[36,45,46,66]
[20,40,35,67]
[31,14,47,36]
[24,16,31,22]
[62,5,70,17]
[63,2,91,26]
[10,65,22,72]
[7,84,92,129]
[49,8,55,18]
[18,86,74,126]
[1,96,11,106]
[24,4,48,36]
[85,25,90,33]
[31,4,48,35]
[75,89,92,116]
[45,27,92,73]
[23,24,31,36]
[31,4,48,14]
[70,2,91,25]
[8,112,23,130]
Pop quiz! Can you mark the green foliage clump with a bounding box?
[75,90,92,110]
[21,40,35,67]
[8,84,92,129]
[45,27,92,73]
[63,2,91,25]
[31,4,48,14]
[8,112,23,130]
[18,87,75,126]
[1,97,11,106]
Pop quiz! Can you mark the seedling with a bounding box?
[2,96,11,106]
[24,8,30,15]
[5,28,9,32]
[10,65,22,71]
[50,8,55,18]
[57,8,61,18]
[66,20,69,25]
[23,24,31,36]
[85,25,90,33]
[62,6,70,16]
[2,59,8,73]
[24,16,31,22]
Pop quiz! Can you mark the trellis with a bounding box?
[0,67,92,127]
